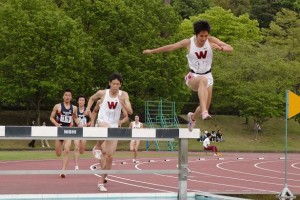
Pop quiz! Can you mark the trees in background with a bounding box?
[0,0,299,125]
[58,0,188,113]
[0,0,93,124]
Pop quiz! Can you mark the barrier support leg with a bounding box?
[178,138,188,199]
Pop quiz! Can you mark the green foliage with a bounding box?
[59,0,189,113]
[0,0,93,124]
[250,0,281,28]
[211,0,251,16]
[262,8,300,61]
[179,7,261,43]
[0,0,299,125]
[171,0,211,19]
[279,0,300,14]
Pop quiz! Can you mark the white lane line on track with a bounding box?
[291,162,300,170]
[134,161,279,193]
[143,172,279,193]
[90,163,174,193]
[216,160,300,181]
[189,159,300,187]
[189,170,300,189]
[255,160,300,176]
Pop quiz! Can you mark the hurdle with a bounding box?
[0,126,200,200]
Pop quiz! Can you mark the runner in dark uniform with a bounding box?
[50,89,81,178]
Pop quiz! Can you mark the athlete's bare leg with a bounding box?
[100,140,118,184]
[61,140,72,171]
[74,140,80,168]
[55,140,63,157]
[130,140,140,160]
[80,140,86,154]
[97,121,118,184]
[188,76,212,121]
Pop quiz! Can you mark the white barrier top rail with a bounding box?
[0,126,200,140]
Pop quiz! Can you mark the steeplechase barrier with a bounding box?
[0,126,200,200]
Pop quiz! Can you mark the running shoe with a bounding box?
[75,165,79,170]
[92,146,102,160]
[187,112,196,132]
[98,183,107,192]
[202,111,211,120]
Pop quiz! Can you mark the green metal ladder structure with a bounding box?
[145,99,180,151]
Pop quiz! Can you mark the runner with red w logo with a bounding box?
[107,101,118,109]
[86,73,133,192]
[143,20,233,131]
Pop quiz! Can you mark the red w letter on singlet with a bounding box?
[195,51,207,59]
[107,101,118,109]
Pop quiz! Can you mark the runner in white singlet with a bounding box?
[129,115,144,163]
[86,73,133,192]
[143,20,233,131]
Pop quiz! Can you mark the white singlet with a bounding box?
[185,36,214,87]
[131,122,141,129]
[186,36,213,74]
[97,89,123,128]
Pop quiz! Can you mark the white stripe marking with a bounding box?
[132,128,155,138]
[83,127,108,137]
[32,127,57,137]
[0,126,5,137]
[179,128,200,138]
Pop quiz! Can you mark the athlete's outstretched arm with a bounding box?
[208,36,233,52]
[143,39,189,54]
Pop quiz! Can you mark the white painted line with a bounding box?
[0,126,4,137]
[132,128,156,138]
[83,127,108,137]
[179,128,200,138]
[32,126,57,137]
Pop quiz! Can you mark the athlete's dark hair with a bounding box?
[109,72,123,84]
[77,95,86,102]
[193,20,211,35]
[63,88,72,95]
[206,132,211,137]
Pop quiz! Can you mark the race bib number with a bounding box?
[60,115,72,123]
[79,117,87,125]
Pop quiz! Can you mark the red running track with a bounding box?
[0,152,299,195]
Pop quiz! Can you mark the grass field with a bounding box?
[0,111,299,152]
